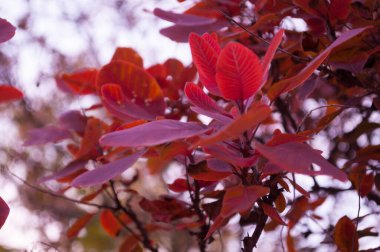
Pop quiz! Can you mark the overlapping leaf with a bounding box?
[189,33,220,95]
[96,60,165,118]
[255,141,347,181]
[71,150,145,187]
[268,26,372,100]
[100,119,208,147]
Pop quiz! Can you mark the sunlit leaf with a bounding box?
[100,209,122,237]
[216,42,263,100]
[189,33,220,95]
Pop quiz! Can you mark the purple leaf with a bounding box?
[100,119,208,147]
[255,141,348,181]
[38,160,88,183]
[204,144,257,167]
[0,196,9,229]
[71,151,145,187]
[0,18,16,43]
[58,110,87,133]
[154,8,216,26]
[190,106,232,124]
[23,126,72,146]
[159,20,227,43]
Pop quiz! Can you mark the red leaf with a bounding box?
[188,160,231,181]
[261,29,284,81]
[261,203,286,225]
[286,196,309,229]
[184,82,224,115]
[216,42,263,100]
[60,69,97,95]
[71,150,145,187]
[140,197,193,222]
[96,61,165,117]
[168,179,191,193]
[333,216,359,252]
[196,103,271,146]
[100,120,208,147]
[206,184,269,238]
[0,85,23,103]
[75,118,105,160]
[189,33,220,95]
[0,197,10,229]
[100,209,122,237]
[67,213,94,239]
[329,0,351,23]
[268,26,371,100]
[255,141,348,181]
[111,47,143,67]
[0,18,16,43]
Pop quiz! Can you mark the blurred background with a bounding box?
[0,0,192,250]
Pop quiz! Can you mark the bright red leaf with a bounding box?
[184,82,224,115]
[189,33,220,95]
[67,213,95,239]
[60,69,97,95]
[0,85,23,103]
[216,42,263,100]
[100,209,122,237]
[261,29,284,82]
[111,47,143,67]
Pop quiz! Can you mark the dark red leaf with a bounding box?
[261,202,286,225]
[0,85,23,103]
[168,179,191,193]
[268,26,371,100]
[0,197,10,229]
[216,42,263,100]
[0,18,16,43]
[100,120,207,147]
[255,141,348,181]
[333,216,358,252]
[206,184,269,238]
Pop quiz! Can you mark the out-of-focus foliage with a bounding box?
[1,0,380,252]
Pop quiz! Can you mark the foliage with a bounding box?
[2,0,380,251]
